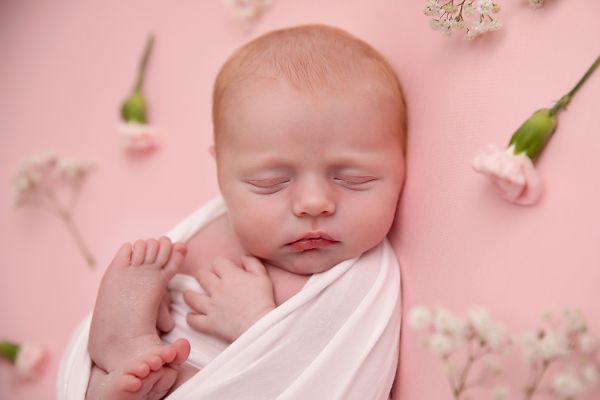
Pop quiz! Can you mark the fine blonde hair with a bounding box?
[212,24,407,154]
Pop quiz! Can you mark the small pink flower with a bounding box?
[472,144,542,205]
[14,343,49,380]
[118,122,160,153]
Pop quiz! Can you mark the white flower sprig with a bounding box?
[0,340,49,380]
[409,305,511,399]
[529,0,544,8]
[11,153,95,267]
[223,0,272,23]
[424,0,502,40]
[118,34,159,153]
[518,309,599,399]
[410,306,600,400]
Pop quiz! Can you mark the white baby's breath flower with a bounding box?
[487,19,503,31]
[579,332,597,354]
[424,0,442,17]
[11,153,95,266]
[52,157,92,180]
[433,307,466,338]
[429,19,441,30]
[438,20,453,36]
[538,329,569,360]
[491,385,510,400]
[463,2,474,17]
[485,324,509,351]
[467,306,491,335]
[581,364,598,384]
[562,309,587,332]
[476,0,494,14]
[409,306,431,330]
[519,332,540,363]
[223,0,272,22]
[529,0,544,8]
[552,371,584,399]
[427,332,455,357]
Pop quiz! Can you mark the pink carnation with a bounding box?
[14,343,49,380]
[472,144,542,205]
[118,122,159,153]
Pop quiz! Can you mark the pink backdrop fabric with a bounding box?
[1,1,598,399]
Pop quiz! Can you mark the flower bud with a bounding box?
[120,90,147,123]
[508,108,557,161]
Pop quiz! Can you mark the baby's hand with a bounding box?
[183,255,276,343]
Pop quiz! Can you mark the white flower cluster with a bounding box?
[223,0,272,22]
[517,309,599,399]
[529,0,544,8]
[410,306,600,399]
[12,153,92,207]
[410,305,510,355]
[424,0,502,40]
[409,305,511,398]
[11,153,96,266]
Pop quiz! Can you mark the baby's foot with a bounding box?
[88,236,188,373]
[86,340,190,400]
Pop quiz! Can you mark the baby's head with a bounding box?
[210,24,407,275]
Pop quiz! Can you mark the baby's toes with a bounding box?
[124,360,151,379]
[170,338,191,366]
[131,240,147,266]
[148,367,178,399]
[113,373,142,394]
[144,238,159,264]
[162,243,187,280]
[158,345,177,364]
[147,354,164,372]
[108,242,133,271]
[155,236,174,267]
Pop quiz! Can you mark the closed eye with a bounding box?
[334,175,377,185]
[246,178,290,193]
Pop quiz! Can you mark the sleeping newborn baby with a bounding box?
[84,23,407,399]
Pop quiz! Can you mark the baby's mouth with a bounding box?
[287,232,339,252]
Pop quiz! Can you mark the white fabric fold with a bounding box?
[57,195,401,399]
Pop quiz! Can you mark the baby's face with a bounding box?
[215,78,405,275]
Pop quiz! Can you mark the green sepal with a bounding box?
[0,341,19,363]
[508,108,557,161]
[120,90,147,123]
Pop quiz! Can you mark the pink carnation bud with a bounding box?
[118,122,160,153]
[14,343,49,380]
[472,144,542,205]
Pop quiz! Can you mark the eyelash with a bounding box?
[333,176,376,185]
[247,176,376,190]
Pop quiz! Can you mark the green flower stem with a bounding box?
[0,341,19,363]
[58,210,96,268]
[133,34,155,93]
[549,55,600,116]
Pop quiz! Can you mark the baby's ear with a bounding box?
[208,145,216,160]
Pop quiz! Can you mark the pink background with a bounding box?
[1,0,598,399]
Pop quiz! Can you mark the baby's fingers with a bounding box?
[183,290,211,314]
[186,313,227,341]
[241,255,268,276]
[212,257,240,279]
[195,269,220,295]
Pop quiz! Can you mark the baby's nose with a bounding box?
[292,179,336,217]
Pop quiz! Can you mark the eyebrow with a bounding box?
[243,152,380,171]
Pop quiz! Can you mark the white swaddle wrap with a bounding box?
[57,196,402,399]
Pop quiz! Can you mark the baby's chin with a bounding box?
[266,250,355,275]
